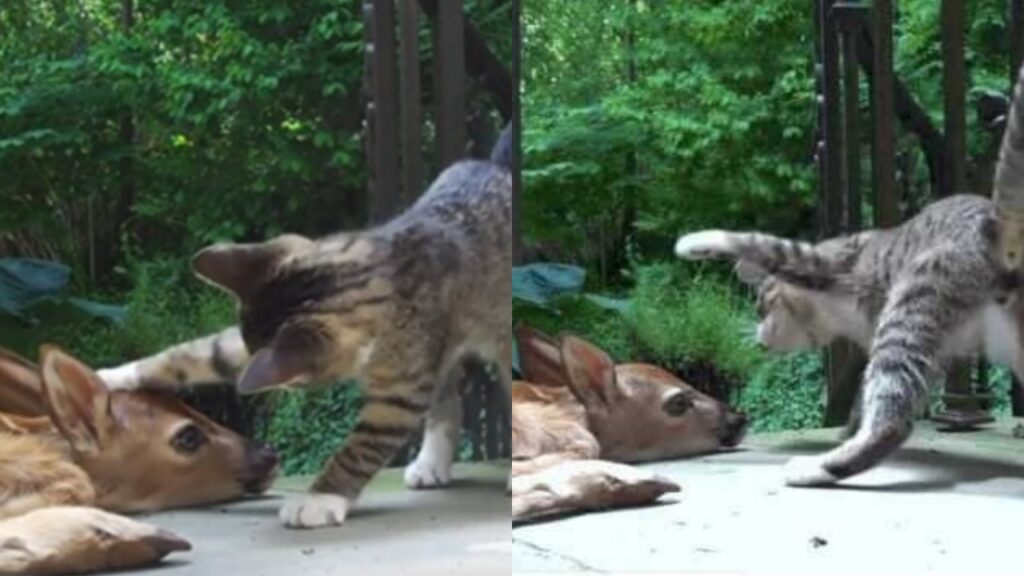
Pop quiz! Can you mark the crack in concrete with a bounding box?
[513,537,605,573]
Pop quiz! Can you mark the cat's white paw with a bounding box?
[674,230,732,260]
[404,455,453,489]
[96,363,140,391]
[278,493,351,529]
[783,455,840,487]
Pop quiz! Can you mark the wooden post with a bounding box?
[818,0,860,427]
[1013,0,1024,83]
[835,3,866,231]
[819,0,843,238]
[871,0,898,227]
[364,0,401,223]
[398,0,423,207]
[932,0,993,429]
[115,0,135,285]
[512,0,522,264]
[435,0,466,168]
[941,0,966,197]
[822,2,870,427]
[1010,0,1024,416]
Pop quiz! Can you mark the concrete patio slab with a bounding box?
[514,419,1024,575]
[120,461,510,576]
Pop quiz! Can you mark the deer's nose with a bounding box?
[721,411,749,447]
[242,443,280,493]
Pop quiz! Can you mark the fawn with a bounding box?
[511,327,748,522]
[0,346,279,574]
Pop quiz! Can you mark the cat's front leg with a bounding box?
[281,380,432,529]
[98,327,249,391]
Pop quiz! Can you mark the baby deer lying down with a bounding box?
[0,347,280,575]
[511,327,748,523]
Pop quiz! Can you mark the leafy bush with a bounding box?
[627,263,763,384]
[740,353,824,433]
[261,386,363,476]
[0,256,233,365]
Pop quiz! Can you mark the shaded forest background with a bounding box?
[517,0,1019,431]
[0,0,512,472]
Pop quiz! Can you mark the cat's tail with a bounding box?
[489,121,515,169]
[675,229,868,285]
[993,64,1024,272]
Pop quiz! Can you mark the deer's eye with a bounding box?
[172,424,207,455]
[663,393,692,417]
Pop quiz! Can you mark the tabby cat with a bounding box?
[100,126,513,529]
[673,68,1024,487]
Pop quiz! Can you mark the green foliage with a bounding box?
[262,386,363,476]
[0,2,513,471]
[985,365,1014,417]
[740,353,824,433]
[1,1,371,275]
[524,0,818,278]
[0,257,233,367]
[627,263,763,383]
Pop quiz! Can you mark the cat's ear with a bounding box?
[38,346,113,455]
[193,234,312,300]
[236,324,321,394]
[515,325,568,387]
[560,335,623,409]
[734,260,768,285]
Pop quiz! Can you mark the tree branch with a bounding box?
[857,26,946,194]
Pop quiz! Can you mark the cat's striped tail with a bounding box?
[993,64,1024,272]
[674,229,867,284]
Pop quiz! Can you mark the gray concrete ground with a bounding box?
[120,462,509,576]
[514,419,1024,575]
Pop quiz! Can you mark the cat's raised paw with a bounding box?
[278,493,351,529]
[674,230,732,260]
[97,363,141,391]
[783,455,840,487]
[404,457,453,489]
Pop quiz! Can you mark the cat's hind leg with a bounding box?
[785,249,979,486]
[404,375,461,489]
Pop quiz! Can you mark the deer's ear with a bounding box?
[192,234,312,301]
[515,326,568,387]
[0,347,45,416]
[560,335,622,408]
[39,346,112,455]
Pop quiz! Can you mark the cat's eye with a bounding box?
[663,393,692,417]
[172,424,207,454]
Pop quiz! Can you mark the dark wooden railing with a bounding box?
[363,0,515,462]
[814,0,1024,427]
